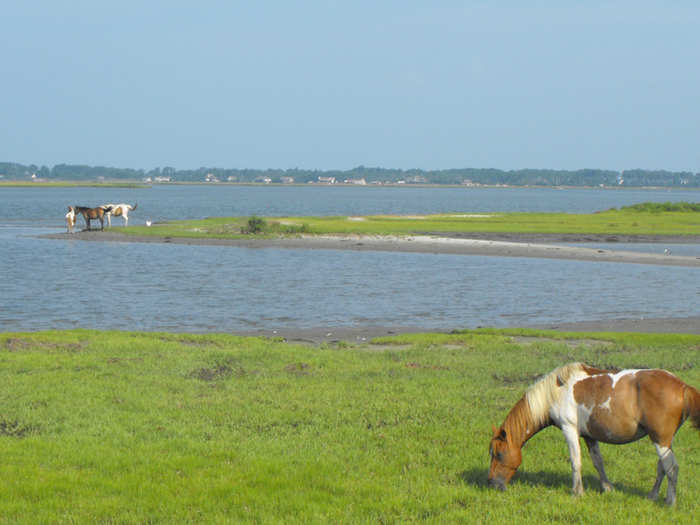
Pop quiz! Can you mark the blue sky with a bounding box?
[2,1,699,171]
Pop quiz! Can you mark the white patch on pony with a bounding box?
[576,402,594,434]
[610,369,641,389]
[525,363,587,428]
[655,444,671,459]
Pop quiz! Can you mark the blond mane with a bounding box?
[524,362,586,428]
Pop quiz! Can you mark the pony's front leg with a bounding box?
[562,425,584,496]
[584,437,613,492]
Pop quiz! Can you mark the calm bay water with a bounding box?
[1,185,699,333]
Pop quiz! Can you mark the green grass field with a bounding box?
[120,203,700,239]
[1,329,699,523]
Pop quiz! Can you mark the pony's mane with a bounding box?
[524,362,586,428]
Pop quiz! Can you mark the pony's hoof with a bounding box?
[601,482,614,493]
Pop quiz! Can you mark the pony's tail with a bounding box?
[131,203,138,211]
[684,385,700,433]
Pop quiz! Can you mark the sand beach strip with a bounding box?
[40,230,700,267]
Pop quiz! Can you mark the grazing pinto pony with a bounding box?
[488,363,700,505]
[101,203,137,227]
[74,205,112,231]
[65,206,76,233]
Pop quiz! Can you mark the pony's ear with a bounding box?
[498,428,507,441]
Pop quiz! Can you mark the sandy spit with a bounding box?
[40,230,700,267]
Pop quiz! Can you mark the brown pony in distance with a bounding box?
[488,363,700,505]
[74,205,112,231]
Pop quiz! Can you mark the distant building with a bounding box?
[205,173,219,183]
[317,176,336,184]
[344,178,366,185]
[154,176,172,183]
[227,175,238,182]
[281,176,295,184]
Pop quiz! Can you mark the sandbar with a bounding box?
[40,230,700,267]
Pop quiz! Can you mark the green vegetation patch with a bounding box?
[123,202,700,239]
[1,329,699,523]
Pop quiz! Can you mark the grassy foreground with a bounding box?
[1,329,699,523]
[121,203,700,239]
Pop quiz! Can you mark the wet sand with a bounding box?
[237,316,700,344]
[41,230,700,267]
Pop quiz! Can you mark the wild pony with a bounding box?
[101,203,137,227]
[74,205,112,231]
[488,363,700,505]
[65,206,76,233]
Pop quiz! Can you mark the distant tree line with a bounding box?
[1,161,699,187]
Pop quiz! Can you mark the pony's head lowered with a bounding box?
[488,363,587,490]
[488,425,522,490]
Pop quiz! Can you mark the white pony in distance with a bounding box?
[101,203,137,227]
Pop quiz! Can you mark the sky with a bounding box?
[2,1,699,172]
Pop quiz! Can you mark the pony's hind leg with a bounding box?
[653,444,678,506]
[584,438,613,492]
[647,458,665,501]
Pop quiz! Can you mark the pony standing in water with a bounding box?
[488,363,700,505]
[74,205,112,231]
[101,203,137,227]
[65,206,76,233]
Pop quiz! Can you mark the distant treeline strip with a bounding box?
[1,161,699,187]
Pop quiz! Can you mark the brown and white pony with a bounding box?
[74,205,112,231]
[488,363,700,505]
[101,203,137,227]
[65,206,76,233]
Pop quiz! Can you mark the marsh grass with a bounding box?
[122,204,700,239]
[1,329,699,523]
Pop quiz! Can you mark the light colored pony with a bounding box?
[65,206,76,233]
[102,203,137,227]
[488,362,700,505]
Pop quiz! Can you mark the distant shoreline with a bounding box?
[5,180,700,190]
[39,230,700,267]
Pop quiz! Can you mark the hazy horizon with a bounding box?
[3,2,699,173]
